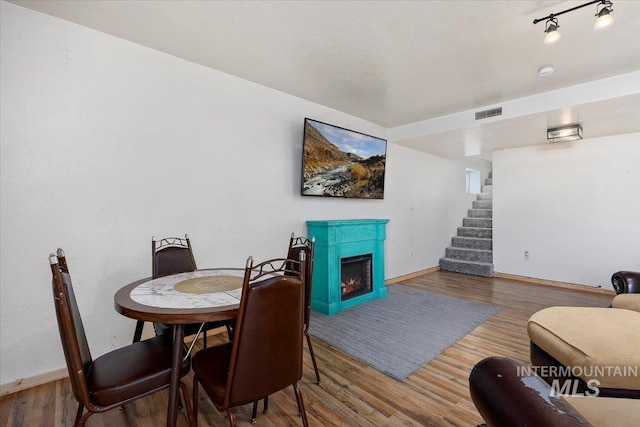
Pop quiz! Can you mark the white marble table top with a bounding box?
[130,269,244,309]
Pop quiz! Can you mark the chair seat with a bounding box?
[192,342,233,407]
[528,306,640,390]
[563,395,640,427]
[87,335,190,407]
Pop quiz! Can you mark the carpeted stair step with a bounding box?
[468,208,492,218]
[445,247,493,263]
[457,226,492,238]
[477,192,492,201]
[439,257,494,277]
[472,200,492,209]
[463,218,492,228]
[452,236,492,250]
[488,171,492,178]
[481,185,493,193]
[485,178,493,185]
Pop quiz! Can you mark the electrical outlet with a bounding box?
[524,251,530,261]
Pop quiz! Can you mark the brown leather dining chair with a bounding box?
[49,248,194,427]
[191,256,310,427]
[287,233,321,384]
[132,234,235,346]
[251,234,320,422]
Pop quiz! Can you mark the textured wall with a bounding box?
[0,2,479,386]
[493,133,640,288]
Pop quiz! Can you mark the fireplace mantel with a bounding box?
[307,219,389,315]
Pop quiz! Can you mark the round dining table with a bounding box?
[114,268,245,427]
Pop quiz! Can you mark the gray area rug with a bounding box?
[309,284,501,381]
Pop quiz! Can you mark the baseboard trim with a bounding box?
[493,272,615,295]
[386,267,440,284]
[0,367,68,397]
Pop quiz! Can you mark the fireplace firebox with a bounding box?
[341,254,372,301]
[306,219,389,315]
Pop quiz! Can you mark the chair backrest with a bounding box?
[287,234,315,331]
[56,247,70,273]
[152,234,197,278]
[225,256,305,408]
[49,250,92,407]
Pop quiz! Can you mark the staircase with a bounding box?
[439,172,494,277]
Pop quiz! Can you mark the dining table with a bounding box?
[114,268,246,427]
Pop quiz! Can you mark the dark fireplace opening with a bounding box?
[340,254,373,301]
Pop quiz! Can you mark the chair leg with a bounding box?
[251,401,258,424]
[292,383,309,427]
[305,333,321,384]
[74,403,93,427]
[263,396,268,414]
[132,320,144,343]
[193,377,199,426]
[203,330,208,348]
[227,408,237,427]
[178,381,195,427]
[226,323,235,341]
[74,403,84,426]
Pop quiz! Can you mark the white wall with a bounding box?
[0,2,478,386]
[493,133,640,289]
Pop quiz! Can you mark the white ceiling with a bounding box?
[9,0,640,161]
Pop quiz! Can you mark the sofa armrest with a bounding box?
[469,357,591,427]
[612,294,640,313]
[611,271,640,294]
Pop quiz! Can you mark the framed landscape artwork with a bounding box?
[301,118,387,199]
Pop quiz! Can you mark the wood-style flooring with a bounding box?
[0,271,613,426]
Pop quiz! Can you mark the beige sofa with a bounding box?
[527,293,640,397]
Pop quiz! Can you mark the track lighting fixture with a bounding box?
[533,0,614,43]
[543,17,561,44]
[594,1,615,29]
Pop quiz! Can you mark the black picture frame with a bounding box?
[301,118,387,199]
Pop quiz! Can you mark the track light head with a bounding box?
[595,2,614,29]
[544,18,561,44]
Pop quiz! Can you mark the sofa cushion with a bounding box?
[612,294,640,313]
[528,307,640,390]
[563,396,640,427]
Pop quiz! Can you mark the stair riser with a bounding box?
[439,258,494,277]
[457,227,492,238]
[472,201,492,209]
[477,193,493,201]
[485,178,493,185]
[482,185,493,193]
[463,218,492,228]
[452,236,493,250]
[446,247,493,263]
[468,209,492,218]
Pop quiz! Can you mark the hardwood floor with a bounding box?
[0,271,613,426]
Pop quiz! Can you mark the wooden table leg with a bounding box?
[168,324,185,427]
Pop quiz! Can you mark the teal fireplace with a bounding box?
[306,219,389,315]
